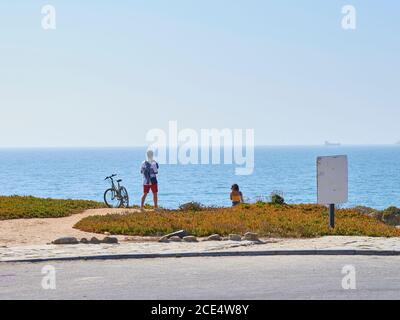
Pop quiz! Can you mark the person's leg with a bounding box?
[150,184,159,209]
[141,193,148,209]
[141,185,150,209]
[153,192,158,209]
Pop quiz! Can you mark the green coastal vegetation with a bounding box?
[0,195,104,220]
[1,195,400,238]
[74,202,400,238]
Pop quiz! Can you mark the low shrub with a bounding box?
[270,193,285,205]
[178,201,204,211]
[382,206,400,226]
[352,206,383,220]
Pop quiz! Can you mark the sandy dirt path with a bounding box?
[0,208,147,247]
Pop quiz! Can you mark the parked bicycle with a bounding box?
[104,174,129,208]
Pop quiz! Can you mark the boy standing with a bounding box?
[140,150,159,211]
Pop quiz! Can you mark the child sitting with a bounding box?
[230,184,244,206]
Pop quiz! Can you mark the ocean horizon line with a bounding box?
[0,144,400,150]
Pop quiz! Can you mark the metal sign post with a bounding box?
[329,203,335,228]
[317,155,348,229]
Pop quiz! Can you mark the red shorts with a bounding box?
[143,184,158,194]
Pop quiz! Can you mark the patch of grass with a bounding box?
[74,203,400,238]
[131,204,155,209]
[0,195,105,220]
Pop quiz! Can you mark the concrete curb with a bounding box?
[3,249,400,263]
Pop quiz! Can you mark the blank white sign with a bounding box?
[317,155,348,204]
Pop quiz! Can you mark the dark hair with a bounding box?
[231,184,240,191]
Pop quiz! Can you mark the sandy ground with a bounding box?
[0,208,156,247]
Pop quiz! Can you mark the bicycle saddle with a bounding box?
[117,179,122,183]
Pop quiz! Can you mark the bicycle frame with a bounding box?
[107,176,121,194]
[109,178,116,190]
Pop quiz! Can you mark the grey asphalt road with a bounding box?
[1,256,400,300]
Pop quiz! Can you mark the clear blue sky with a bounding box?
[0,0,399,147]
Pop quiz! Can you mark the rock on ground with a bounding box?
[52,237,79,245]
[158,236,170,243]
[243,232,260,242]
[165,230,188,239]
[183,236,198,242]
[90,237,101,244]
[169,236,182,242]
[158,230,189,243]
[206,234,222,241]
[229,234,242,241]
[102,237,119,244]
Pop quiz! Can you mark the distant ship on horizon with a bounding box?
[324,141,341,146]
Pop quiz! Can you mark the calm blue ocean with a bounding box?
[0,146,399,209]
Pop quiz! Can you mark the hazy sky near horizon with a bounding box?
[1,1,399,147]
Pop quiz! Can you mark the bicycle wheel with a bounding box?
[104,188,121,208]
[119,187,129,208]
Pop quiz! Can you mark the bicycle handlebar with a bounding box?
[104,174,117,180]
